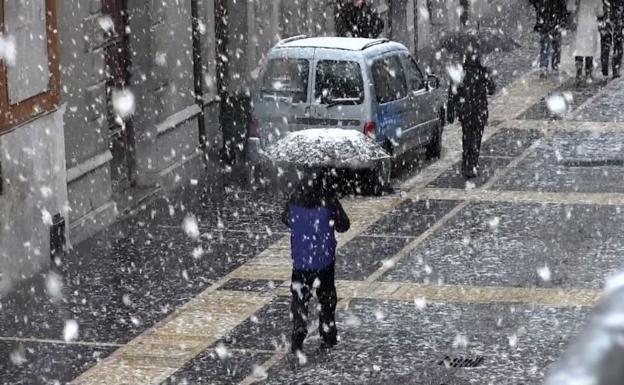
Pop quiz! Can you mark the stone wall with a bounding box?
[0,108,68,294]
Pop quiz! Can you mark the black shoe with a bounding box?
[291,334,305,353]
[320,338,337,350]
[614,71,621,79]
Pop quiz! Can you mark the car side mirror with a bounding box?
[426,75,439,90]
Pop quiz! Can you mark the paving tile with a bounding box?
[385,201,624,290]
[0,340,113,385]
[364,199,459,237]
[162,349,274,385]
[517,78,607,120]
[480,128,542,158]
[260,299,588,385]
[218,298,292,352]
[427,157,512,189]
[573,79,624,122]
[336,236,413,281]
[219,279,284,293]
[494,130,624,193]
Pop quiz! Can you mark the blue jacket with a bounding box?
[282,193,350,271]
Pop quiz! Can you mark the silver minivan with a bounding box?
[247,36,445,185]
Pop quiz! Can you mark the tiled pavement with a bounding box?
[4,45,624,385]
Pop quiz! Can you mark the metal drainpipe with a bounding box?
[191,0,208,159]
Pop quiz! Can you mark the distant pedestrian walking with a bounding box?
[336,0,384,38]
[281,170,350,353]
[530,0,568,74]
[447,53,496,178]
[599,0,624,78]
[568,0,604,83]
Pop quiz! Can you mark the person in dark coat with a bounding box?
[600,0,624,78]
[531,0,568,74]
[336,0,384,38]
[447,53,496,178]
[281,169,350,353]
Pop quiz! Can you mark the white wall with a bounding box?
[0,106,68,295]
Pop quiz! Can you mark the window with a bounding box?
[0,0,60,133]
[261,58,309,103]
[372,55,407,104]
[315,60,364,104]
[402,55,425,91]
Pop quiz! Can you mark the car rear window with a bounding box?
[261,58,309,103]
[372,55,408,104]
[315,60,364,104]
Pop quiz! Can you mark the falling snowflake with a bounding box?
[537,265,551,282]
[296,350,307,365]
[382,259,396,269]
[215,343,231,360]
[45,272,63,300]
[508,333,518,348]
[374,309,386,321]
[97,15,115,34]
[192,246,204,259]
[251,365,268,380]
[0,34,16,66]
[452,334,468,349]
[182,215,200,240]
[446,63,465,85]
[345,313,362,328]
[545,92,573,116]
[488,216,501,230]
[155,51,167,67]
[414,297,427,310]
[9,347,27,366]
[112,88,136,119]
[63,320,79,342]
[41,209,53,226]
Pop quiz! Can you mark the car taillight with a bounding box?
[248,115,260,138]
[363,121,376,140]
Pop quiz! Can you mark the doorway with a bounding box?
[103,0,135,190]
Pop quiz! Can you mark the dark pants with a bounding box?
[462,121,484,177]
[539,31,562,70]
[290,263,337,350]
[601,27,623,76]
[575,56,594,78]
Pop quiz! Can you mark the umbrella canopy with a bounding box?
[265,128,390,169]
[440,28,519,57]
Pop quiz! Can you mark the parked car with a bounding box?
[247,36,446,190]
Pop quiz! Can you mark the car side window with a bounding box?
[402,55,425,91]
[372,55,408,104]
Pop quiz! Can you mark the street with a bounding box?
[2,33,624,384]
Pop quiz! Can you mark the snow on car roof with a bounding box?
[278,37,389,51]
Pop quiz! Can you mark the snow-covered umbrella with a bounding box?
[265,128,390,169]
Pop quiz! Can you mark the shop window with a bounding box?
[0,0,60,133]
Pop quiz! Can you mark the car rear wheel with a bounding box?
[426,109,444,159]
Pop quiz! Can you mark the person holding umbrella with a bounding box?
[281,167,350,353]
[447,47,496,179]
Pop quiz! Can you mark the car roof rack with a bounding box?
[277,35,308,46]
[361,38,390,50]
